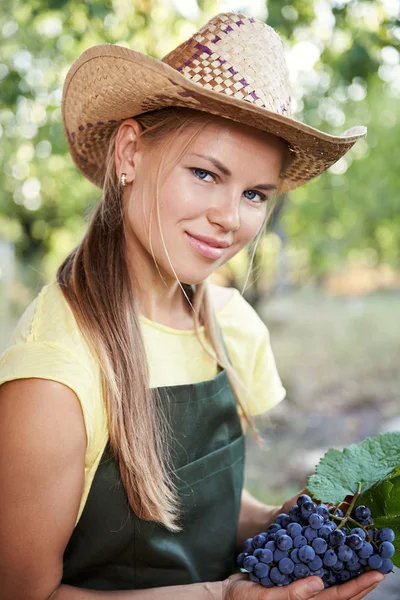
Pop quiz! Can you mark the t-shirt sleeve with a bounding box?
[220,288,286,417]
[247,325,286,416]
[0,341,96,452]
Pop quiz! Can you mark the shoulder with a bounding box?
[209,283,236,313]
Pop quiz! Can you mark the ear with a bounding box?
[114,118,143,185]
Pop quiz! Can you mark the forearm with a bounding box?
[50,582,222,600]
[236,488,280,551]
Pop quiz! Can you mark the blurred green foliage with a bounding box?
[0,0,399,288]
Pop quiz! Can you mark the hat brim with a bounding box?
[62,44,366,193]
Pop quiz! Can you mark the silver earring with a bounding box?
[120,173,127,187]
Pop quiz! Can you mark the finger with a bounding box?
[260,576,325,600]
[318,571,384,600]
[349,581,381,600]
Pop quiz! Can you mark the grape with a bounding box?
[268,523,281,534]
[378,528,395,543]
[303,526,318,541]
[378,558,393,574]
[287,522,302,538]
[337,545,352,562]
[297,494,312,508]
[329,529,346,547]
[379,541,395,558]
[254,562,270,579]
[294,563,310,578]
[261,576,273,588]
[265,541,276,552]
[237,552,248,568]
[270,566,286,585]
[337,569,351,582]
[274,549,289,561]
[312,537,328,555]
[301,501,317,519]
[323,550,338,567]
[309,513,324,530]
[252,534,267,549]
[331,560,344,572]
[358,542,373,558]
[293,535,307,548]
[259,549,273,564]
[279,557,295,575]
[249,573,260,583]
[330,507,344,518]
[276,534,293,551]
[346,534,363,550]
[298,545,315,564]
[291,548,301,563]
[355,506,371,521]
[316,504,330,520]
[350,527,366,541]
[289,505,302,522]
[319,525,334,539]
[243,538,254,553]
[276,513,291,528]
[310,568,325,578]
[243,555,258,572]
[308,555,323,571]
[368,554,383,569]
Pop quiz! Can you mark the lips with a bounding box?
[186,232,231,248]
[184,232,228,260]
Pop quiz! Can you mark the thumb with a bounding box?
[278,577,325,600]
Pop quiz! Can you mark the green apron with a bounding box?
[62,320,245,590]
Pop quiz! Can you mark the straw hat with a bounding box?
[62,12,366,193]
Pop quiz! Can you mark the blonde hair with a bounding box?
[57,107,287,532]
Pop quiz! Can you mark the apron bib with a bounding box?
[62,330,245,590]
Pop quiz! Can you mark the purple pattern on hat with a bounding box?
[184,59,191,66]
[86,122,93,128]
[195,42,213,56]
[236,20,244,26]
[239,78,249,87]
[223,25,234,33]
[249,18,255,23]
[79,124,85,131]
[96,121,104,125]
[193,53,199,59]
[211,35,221,43]
[250,91,259,101]
[228,66,238,75]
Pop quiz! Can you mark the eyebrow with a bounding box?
[188,153,277,191]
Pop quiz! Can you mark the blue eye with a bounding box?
[191,168,215,182]
[244,190,267,204]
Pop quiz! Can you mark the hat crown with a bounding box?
[162,12,292,117]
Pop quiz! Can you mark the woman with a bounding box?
[0,11,383,600]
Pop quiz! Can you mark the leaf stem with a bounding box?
[337,482,362,530]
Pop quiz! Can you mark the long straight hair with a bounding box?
[57,107,287,531]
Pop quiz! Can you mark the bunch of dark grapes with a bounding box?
[237,494,396,589]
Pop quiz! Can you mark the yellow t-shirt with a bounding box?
[0,280,285,523]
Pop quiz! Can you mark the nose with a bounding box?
[206,192,241,232]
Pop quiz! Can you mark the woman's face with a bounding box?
[124,117,286,286]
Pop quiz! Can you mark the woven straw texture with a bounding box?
[62,12,366,193]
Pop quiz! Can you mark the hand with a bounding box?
[221,571,384,600]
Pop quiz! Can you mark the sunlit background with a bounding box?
[1,1,399,592]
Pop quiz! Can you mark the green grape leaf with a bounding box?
[307,432,400,504]
[358,467,400,568]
